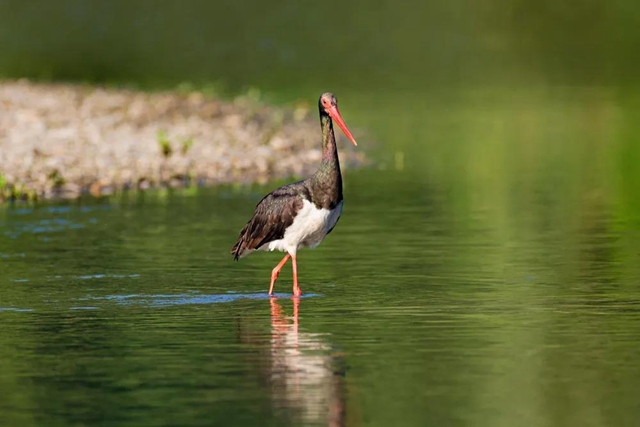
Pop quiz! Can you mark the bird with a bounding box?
[231,92,358,297]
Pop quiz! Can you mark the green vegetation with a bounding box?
[48,169,65,187]
[0,173,38,202]
[156,131,197,158]
[156,130,173,158]
[181,138,194,156]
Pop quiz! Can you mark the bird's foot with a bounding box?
[292,287,302,297]
[268,274,279,295]
[269,254,291,296]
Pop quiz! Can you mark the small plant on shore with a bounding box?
[0,173,9,201]
[181,138,194,155]
[48,169,65,186]
[0,177,37,202]
[157,130,173,158]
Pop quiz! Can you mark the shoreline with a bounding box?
[0,80,367,202]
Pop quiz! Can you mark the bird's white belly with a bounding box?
[264,199,342,255]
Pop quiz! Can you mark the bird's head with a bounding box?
[319,92,357,146]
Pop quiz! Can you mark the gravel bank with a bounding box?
[0,80,366,201]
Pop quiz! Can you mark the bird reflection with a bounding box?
[268,297,346,427]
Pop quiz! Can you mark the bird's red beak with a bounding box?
[327,105,358,146]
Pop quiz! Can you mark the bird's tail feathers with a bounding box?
[231,240,244,261]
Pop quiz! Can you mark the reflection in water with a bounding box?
[268,298,346,427]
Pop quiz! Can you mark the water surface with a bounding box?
[2,97,640,424]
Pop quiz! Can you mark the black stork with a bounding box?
[231,92,357,296]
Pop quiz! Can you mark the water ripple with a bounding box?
[82,292,320,307]
[0,307,34,312]
[76,273,140,280]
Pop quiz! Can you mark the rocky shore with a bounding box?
[0,80,366,202]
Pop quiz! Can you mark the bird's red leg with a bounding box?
[292,254,302,297]
[269,254,291,295]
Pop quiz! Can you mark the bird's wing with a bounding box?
[231,186,306,259]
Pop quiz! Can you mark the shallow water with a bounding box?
[2,105,640,425]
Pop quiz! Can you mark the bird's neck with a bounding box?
[321,113,340,166]
[308,113,343,208]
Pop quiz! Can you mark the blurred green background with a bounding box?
[2,0,639,90]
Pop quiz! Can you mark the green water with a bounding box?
[2,1,640,426]
[2,107,640,426]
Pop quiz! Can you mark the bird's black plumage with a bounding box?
[231,182,309,260]
[231,92,352,262]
